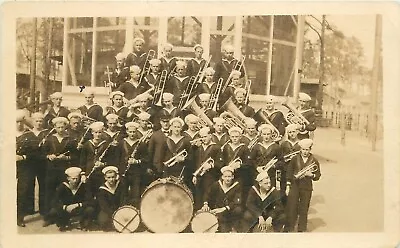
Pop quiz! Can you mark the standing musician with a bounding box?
[43,92,70,129]
[183,114,200,140]
[198,93,218,120]
[78,90,104,122]
[234,88,255,118]
[166,60,190,106]
[192,127,222,210]
[42,117,77,222]
[285,138,321,232]
[240,172,286,233]
[136,112,152,138]
[125,38,147,69]
[161,93,182,118]
[241,118,259,148]
[201,166,243,233]
[162,117,193,183]
[44,167,96,232]
[254,95,287,138]
[105,52,130,91]
[114,122,150,207]
[144,58,162,87]
[197,67,217,95]
[186,44,207,78]
[214,44,245,83]
[16,110,35,227]
[221,127,251,199]
[67,112,88,165]
[103,114,124,148]
[160,43,177,75]
[79,122,113,197]
[97,166,129,232]
[117,65,152,101]
[211,117,229,147]
[297,92,317,140]
[249,124,283,190]
[103,91,129,125]
[148,112,171,178]
[126,94,151,123]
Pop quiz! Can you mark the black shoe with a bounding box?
[42,220,53,227]
[17,220,26,227]
[58,225,70,232]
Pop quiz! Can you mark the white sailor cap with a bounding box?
[244,118,257,127]
[213,117,225,125]
[136,93,150,102]
[230,70,241,78]
[220,165,234,174]
[137,112,151,121]
[164,43,174,50]
[175,60,187,69]
[193,44,203,51]
[31,112,44,120]
[125,121,140,130]
[65,167,82,177]
[199,127,211,136]
[102,166,119,175]
[198,93,211,101]
[223,44,234,52]
[266,95,276,103]
[89,121,104,131]
[184,114,199,124]
[68,112,82,120]
[106,114,119,122]
[234,87,246,96]
[169,117,185,126]
[162,92,174,101]
[16,109,26,122]
[83,88,95,97]
[256,171,270,182]
[52,117,69,125]
[133,37,145,44]
[129,65,141,73]
[228,126,242,136]
[110,91,125,99]
[115,52,126,60]
[149,59,161,66]
[204,67,215,75]
[298,138,313,149]
[258,124,274,133]
[286,124,299,132]
[299,92,312,102]
[50,92,62,99]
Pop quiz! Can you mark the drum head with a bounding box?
[191,212,219,233]
[140,180,193,233]
[112,206,141,233]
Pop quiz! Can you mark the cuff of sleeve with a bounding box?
[63,205,67,211]
[203,202,208,205]
[225,206,230,211]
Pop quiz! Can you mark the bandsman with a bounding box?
[105,52,130,90]
[160,43,177,76]
[166,60,190,106]
[254,95,287,138]
[78,89,104,122]
[186,44,207,78]
[214,44,245,84]
[125,37,147,69]
[234,88,255,118]
[183,114,200,140]
[297,92,316,140]
[198,93,218,120]
[211,117,229,147]
[161,92,182,118]
[43,92,70,129]
[197,67,218,95]
[103,91,129,124]
[241,118,259,149]
[144,58,162,87]
[117,65,152,101]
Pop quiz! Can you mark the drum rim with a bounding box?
[112,205,141,233]
[141,177,194,202]
[191,211,219,233]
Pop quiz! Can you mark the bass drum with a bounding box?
[191,211,219,233]
[140,176,194,233]
[112,205,141,233]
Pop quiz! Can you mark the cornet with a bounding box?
[257,157,278,173]
[227,157,242,170]
[164,149,188,168]
[193,157,214,177]
[294,162,317,179]
[283,151,300,162]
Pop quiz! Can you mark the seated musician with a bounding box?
[234,88,255,118]
[127,94,151,123]
[241,118,259,149]
[161,92,181,118]
[198,93,218,120]
[285,138,321,232]
[159,43,177,75]
[45,167,95,232]
[144,58,161,87]
[166,61,190,106]
[183,114,200,140]
[186,44,206,78]
[202,166,243,233]
[240,172,285,233]
[103,91,129,125]
[97,166,129,232]
[117,65,152,101]
[297,92,316,140]
[105,52,130,90]
[192,127,222,210]
[78,90,104,122]
[211,117,229,147]
[43,92,70,129]
[254,95,287,138]
[197,67,217,95]
[125,37,147,69]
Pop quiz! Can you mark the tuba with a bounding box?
[152,70,168,107]
[219,97,248,130]
[253,109,281,141]
[282,100,310,126]
[208,78,224,112]
[182,96,214,128]
[139,50,156,83]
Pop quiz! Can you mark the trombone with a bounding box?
[138,50,156,83]
[221,55,246,93]
[164,149,188,168]
[193,157,214,177]
[152,70,168,107]
[178,76,197,109]
[194,55,212,84]
[208,78,224,112]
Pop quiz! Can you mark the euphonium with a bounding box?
[208,78,224,111]
[182,97,214,128]
[219,97,248,130]
[220,112,246,130]
[152,70,168,106]
[294,162,317,179]
[253,109,281,141]
[164,149,188,168]
[139,49,156,83]
[193,157,214,177]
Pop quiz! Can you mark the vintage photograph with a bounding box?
[14,13,384,235]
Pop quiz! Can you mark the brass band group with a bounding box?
[16,38,321,233]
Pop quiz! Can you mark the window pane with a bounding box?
[66,32,93,86]
[270,44,296,96]
[273,16,297,43]
[243,16,271,37]
[210,16,235,31]
[98,17,126,27]
[69,17,93,29]
[134,17,159,26]
[167,17,202,47]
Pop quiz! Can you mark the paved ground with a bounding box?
[18,127,384,234]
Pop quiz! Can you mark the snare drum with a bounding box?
[191,211,219,233]
[112,205,141,233]
[140,176,194,233]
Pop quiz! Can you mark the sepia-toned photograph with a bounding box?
[2,2,399,247]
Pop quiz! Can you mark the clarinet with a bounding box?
[38,128,55,147]
[122,130,152,177]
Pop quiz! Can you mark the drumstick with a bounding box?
[202,221,219,233]
[178,166,185,180]
[120,213,139,233]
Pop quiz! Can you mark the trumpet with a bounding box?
[208,78,224,111]
[283,150,300,162]
[294,162,317,179]
[247,134,261,151]
[282,101,310,126]
[152,70,168,106]
[253,109,281,141]
[257,157,278,173]
[193,157,214,177]
[164,149,188,168]
[139,50,156,83]
[227,157,242,170]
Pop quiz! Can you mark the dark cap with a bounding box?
[159,110,171,121]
